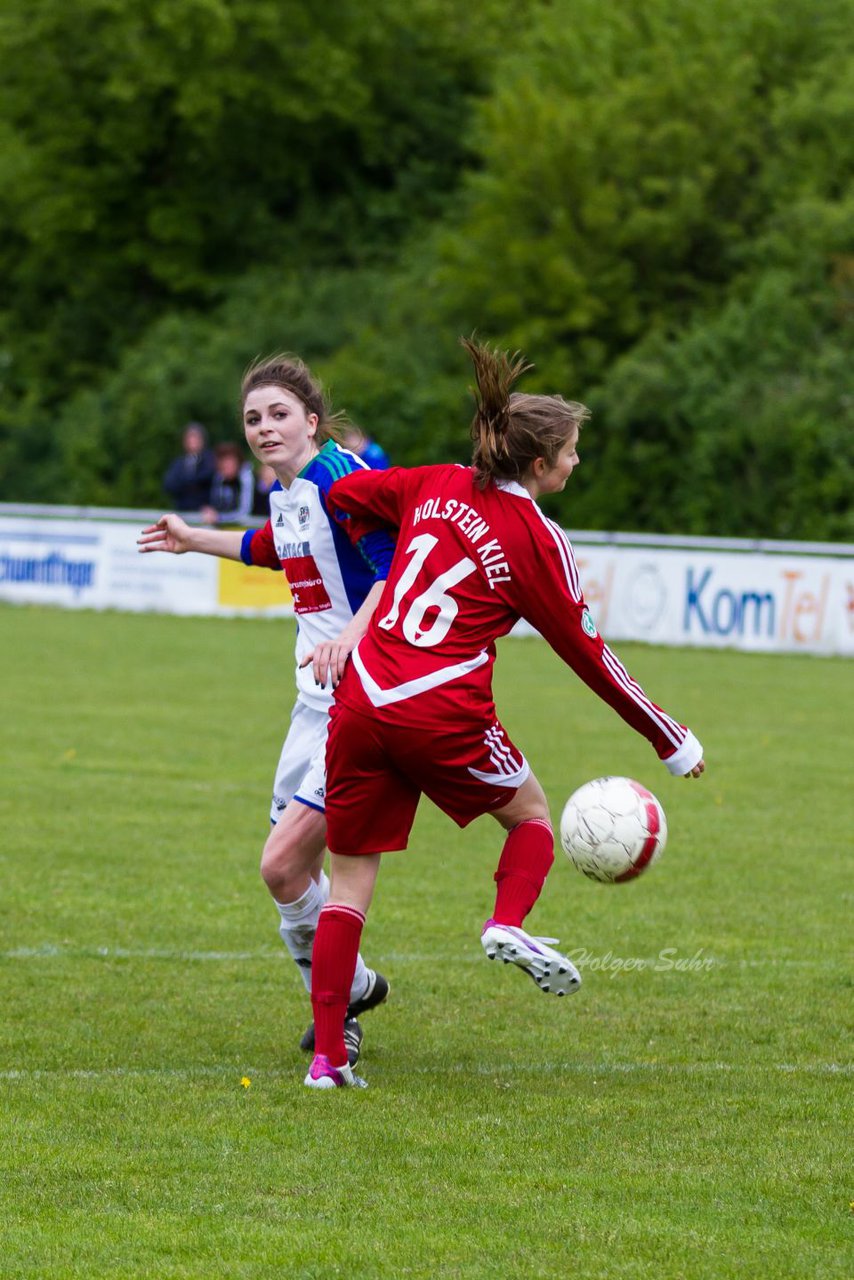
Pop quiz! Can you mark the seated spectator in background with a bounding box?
[201,442,255,525]
[252,463,278,516]
[341,425,391,470]
[162,422,216,511]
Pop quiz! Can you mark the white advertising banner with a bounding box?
[1,512,851,654]
[571,544,853,657]
[0,516,293,617]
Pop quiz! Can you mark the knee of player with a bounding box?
[523,779,550,816]
[516,771,550,819]
[259,829,299,884]
[494,772,551,830]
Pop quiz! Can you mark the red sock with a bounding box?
[311,904,365,1066]
[491,819,555,927]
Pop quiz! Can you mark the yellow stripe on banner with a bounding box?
[218,558,293,609]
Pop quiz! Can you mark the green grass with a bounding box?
[1,604,851,1279]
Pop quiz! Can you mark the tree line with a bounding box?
[1,0,851,539]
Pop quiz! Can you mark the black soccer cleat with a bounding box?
[299,970,390,1053]
[343,1017,363,1068]
[347,969,390,1019]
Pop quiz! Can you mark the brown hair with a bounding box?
[214,441,243,463]
[240,354,348,444]
[462,337,589,488]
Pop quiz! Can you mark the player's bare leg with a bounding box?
[482,771,581,996]
[260,798,327,905]
[326,850,383,915]
[490,771,551,830]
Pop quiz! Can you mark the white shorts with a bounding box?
[270,700,329,824]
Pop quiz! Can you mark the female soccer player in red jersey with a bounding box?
[138,356,394,1065]
[304,338,705,1089]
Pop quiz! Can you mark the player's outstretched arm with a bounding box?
[137,514,244,561]
[515,532,706,778]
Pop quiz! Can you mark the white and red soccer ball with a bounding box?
[559,776,667,883]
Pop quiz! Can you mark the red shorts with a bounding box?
[324,701,530,855]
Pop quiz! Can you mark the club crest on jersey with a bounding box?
[298,504,310,531]
[582,608,598,638]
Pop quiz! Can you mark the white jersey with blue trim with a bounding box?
[241,442,393,712]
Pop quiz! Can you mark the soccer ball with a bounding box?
[559,776,667,884]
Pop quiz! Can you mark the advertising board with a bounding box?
[1,511,850,655]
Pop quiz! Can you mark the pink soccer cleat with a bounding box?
[303,1053,367,1090]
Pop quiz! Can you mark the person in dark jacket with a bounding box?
[162,423,216,511]
[201,442,255,524]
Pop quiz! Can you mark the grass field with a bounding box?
[1,603,851,1279]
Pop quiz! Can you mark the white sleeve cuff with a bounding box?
[663,730,703,776]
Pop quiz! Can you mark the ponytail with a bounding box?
[462,337,532,485]
[462,336,589,488]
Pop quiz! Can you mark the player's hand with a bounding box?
[300,639,354,689]
[137,514,193,555]
[684,759,705,778]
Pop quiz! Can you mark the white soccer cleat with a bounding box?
[481,919,582,996]
[303,1053,367,1089]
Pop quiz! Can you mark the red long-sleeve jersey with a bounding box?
[328,464,702,775]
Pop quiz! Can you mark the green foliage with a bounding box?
[52,268,388,506]
[2,0,853,539]
[49,257,476,506]
[438,0,852,361]
[575,257,854,539]
[0,0,509,402]
[423,0,854,536]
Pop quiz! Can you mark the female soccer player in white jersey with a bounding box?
[302,338,705,1089]
[138,356,394,1064]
